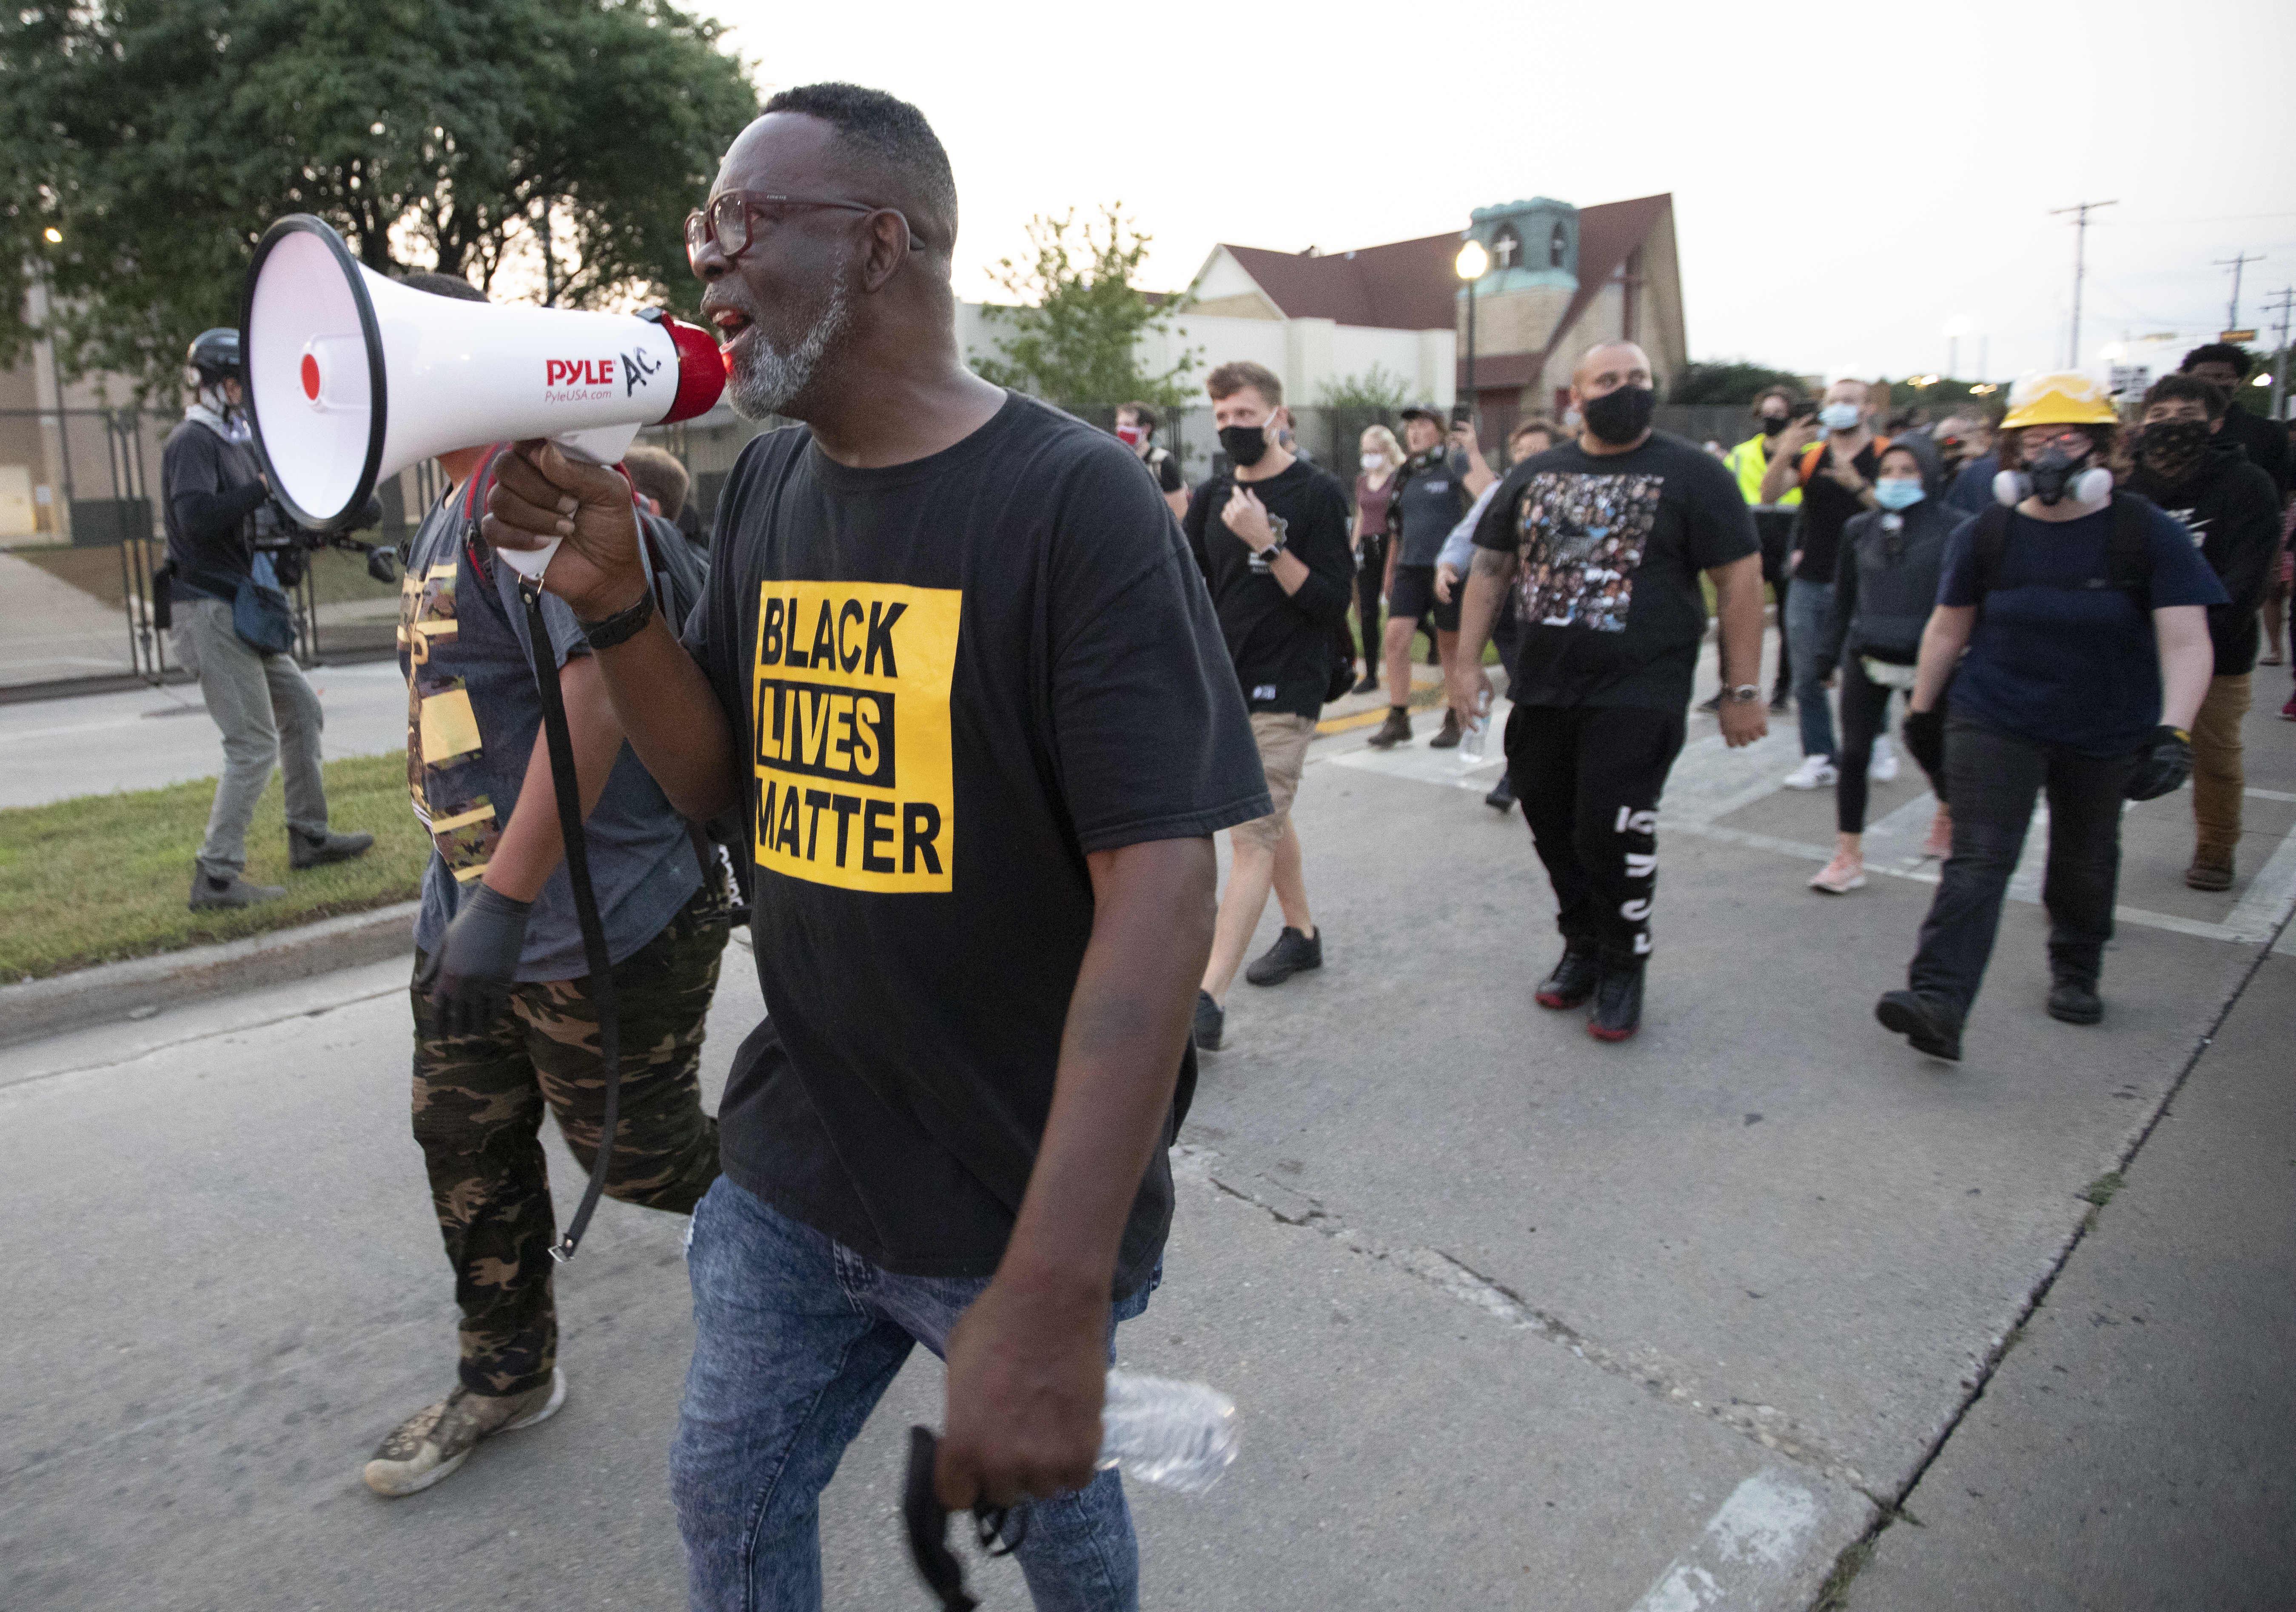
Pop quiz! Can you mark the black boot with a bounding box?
[1875,989,1963,1060]
[1587,964,1645,1042]
[1534,943,1600,1010]
[1192,989,1224,1052]
[1484,773,1516,812]
[1365,708,1412,749]
[2046,976,2102,1025]
[1245,926,1322,987]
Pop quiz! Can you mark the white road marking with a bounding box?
[1629,1470,1824,1612]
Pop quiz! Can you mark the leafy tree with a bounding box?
[1669,360,1808,406]
[1315,365,1412,411]
[0,0,758,398]
[973,205,1197,413]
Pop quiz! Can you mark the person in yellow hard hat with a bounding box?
[1874,371,2224,1061]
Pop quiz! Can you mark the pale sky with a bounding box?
[704,0,2296,386]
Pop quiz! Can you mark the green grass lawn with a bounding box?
[0,751,427,981]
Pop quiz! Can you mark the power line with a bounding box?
[2049,200,2117,366]
[2213,250,2265,331]
[2267,287,2294,421]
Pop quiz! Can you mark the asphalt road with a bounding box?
[3,651,2292,1611]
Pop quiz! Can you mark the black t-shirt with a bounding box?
[1390,447,1471,566]
[684,391,1270,1294]
[1181,458,1356,718]
[1791,439,1882,582]
[1144,445,1185,495]
[160,419,266,601]
[1473,429,1758,710]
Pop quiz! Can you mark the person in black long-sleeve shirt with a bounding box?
[2125,371,2283,890]
[162,328,370,911]
[1181,360,1354,1050]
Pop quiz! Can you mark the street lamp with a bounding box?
[1455,238,1490,419]
[42,226,61,244]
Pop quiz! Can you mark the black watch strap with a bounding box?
[578,587,656,650]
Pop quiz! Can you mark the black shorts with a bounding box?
[1388,563,1461,633]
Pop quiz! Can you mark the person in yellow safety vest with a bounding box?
[1706,387,1803,711]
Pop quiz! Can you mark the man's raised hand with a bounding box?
[480,440,647,620]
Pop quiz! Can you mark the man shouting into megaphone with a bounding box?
[481,84,1267,1611]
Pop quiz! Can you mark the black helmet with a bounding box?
[187,327,241,387]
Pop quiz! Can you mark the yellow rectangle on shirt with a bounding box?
[418,688,482,763]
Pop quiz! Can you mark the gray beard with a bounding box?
[725,279,850,420]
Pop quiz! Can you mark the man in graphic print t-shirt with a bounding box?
[1450,341,1767,1044]
[478,85,1267,1610]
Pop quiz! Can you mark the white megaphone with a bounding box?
[241,214,725,577]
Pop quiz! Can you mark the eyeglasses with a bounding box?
[684,191,923,270]
[2021,427,2090,455]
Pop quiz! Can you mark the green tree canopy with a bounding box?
[1669,360,1809,406]
[972,205,1197,414]
[1315,365,1412,411]
[0,0,758,398]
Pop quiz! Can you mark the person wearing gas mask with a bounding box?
[160,328,372,911]
[1448,341,1768,1043]
[1181,360,1354,1051]
[2122,372,2282,892]
[1365,403,1494,748]
[1804,438,1956,895]
[1115,400,1188,519]
[364,273,730,1500]
[1876,372,2223,1061]
[1762,377,1897,791]
[1713,387,1803,713]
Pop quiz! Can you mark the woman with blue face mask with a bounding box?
[1807,439,1955,893]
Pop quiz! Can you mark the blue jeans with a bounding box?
[669,1177,1154,1612]
[1784,579,1837,761]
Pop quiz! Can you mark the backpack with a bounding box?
[1967,493,2155,611]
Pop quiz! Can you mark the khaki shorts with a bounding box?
[1234,711,1315,849]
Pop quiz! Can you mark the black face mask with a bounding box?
[1584,384,1655,446]
[2027,444,2086,506]
[1219,420,1272,467]
[2136,418,2211,480]
[1759,415,1788,438]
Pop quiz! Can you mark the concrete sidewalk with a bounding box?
[0,549,138,686]
[1845,951,2296,1611]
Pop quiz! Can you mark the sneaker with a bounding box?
[1695,691,1723,715]
[1867,735,1899,783]
[2046,978,2102,1025]
[1807,856,1866,894]
[1192,989,1224,1052]
[1427,708,1463,750]
[1245,926,1322,987]
[290,826,376,870]
[1484,773,1516,812]
[2185,848,2234,892]
[362,1367,566,1497]
[2282,691,2296,721]
[1875,989,1962,1061]
[1352,673,1382,696]
[1587,965,1644,1042]
[188,866,287,911]
[1781,756,1840,790]
[1533,943,1600,1010]
[1364,708,1412,749]
[1768,687,1792,714]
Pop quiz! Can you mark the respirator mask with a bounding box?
[1994,437,2111,508]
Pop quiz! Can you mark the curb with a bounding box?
[0,901,419,1051]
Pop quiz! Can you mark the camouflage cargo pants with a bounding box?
[410,887,729,1396]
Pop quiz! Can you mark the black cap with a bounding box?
[1398,402,1443,423]
[187,328,241,384]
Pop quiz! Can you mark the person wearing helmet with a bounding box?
[161,327,372,911]
[1874,372,2223,1060]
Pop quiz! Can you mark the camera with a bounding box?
[250,495,400,586]
[1788,399,1818,423]
[1450,402,1474,428]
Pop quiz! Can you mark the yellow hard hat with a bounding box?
[2000,371,2119,429]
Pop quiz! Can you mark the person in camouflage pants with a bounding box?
[409,884,729,1398]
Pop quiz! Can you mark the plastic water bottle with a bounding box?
[1097,1370,1239,1495]
[1458,688,1494,766]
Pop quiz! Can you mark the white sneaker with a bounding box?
[1868,736,1900,783]
[1782,756,1840,790]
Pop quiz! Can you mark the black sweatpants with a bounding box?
[1354,532,1386,669]
[1507,702,1687,969]
[1906,716,2142,1016]
[1756,510,1795,696]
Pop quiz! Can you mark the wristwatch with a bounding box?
[1727,684,1762,704]
[1255,536,1287,561]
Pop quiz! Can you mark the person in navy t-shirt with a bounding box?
[1875,375,2222,1062]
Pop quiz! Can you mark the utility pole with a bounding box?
[2214,250,2263,332]
[2267,286,2295,422]
[2049,199,2117,366]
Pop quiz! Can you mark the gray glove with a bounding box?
[416,883,533,1036]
